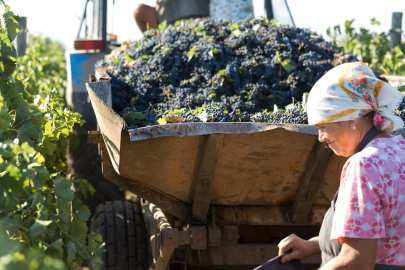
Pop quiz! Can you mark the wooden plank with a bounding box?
[213,205,328,226]
[99,139,190,221]
[390,12,403,49]
[88,130,103,144]
[191,134,224,223]
[292,141,333,223]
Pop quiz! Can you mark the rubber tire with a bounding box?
[91,200,149,270]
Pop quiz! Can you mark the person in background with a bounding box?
[210,0,254,21]
[134,0,210,33]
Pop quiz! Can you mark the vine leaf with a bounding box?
[66,241,76,263]
[17,122,40,145]
[54,177,75,202]
[30,220,52,237]
[69,216,87,248]
[75,206,91,222]
[5,15,19,42]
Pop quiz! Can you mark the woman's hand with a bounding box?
[278,234,321,263]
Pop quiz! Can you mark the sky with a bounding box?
[8,0,405,50]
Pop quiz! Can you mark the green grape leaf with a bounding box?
[230,23,239,31]
[5,16,20,42]
[29,219,52,237]
[13,15,22,22]
[217,69,226,77]
[122,111,146,123]
[11,95,31,122]
[88,233,103,243]
[238,66,246,78]
[35,166,50,187]
[90,257,103,270]
[6,164,21,178]
[75,206,90,221]
[281,59,296,73]
[54,177,74,202]
[66,241,76,263]
[78,179,96,199]
[41,137,55,155]
[1,57,16,76]
[209,47,218,57]
[0,39,17,59]
[88,233,103,250]
[0,94,11,133]
[371,18,381,26]
[158,20,167,33]
[31,192,46,209]
[17,122,40,145]
[69,216,88,247]
[187,46,197,61]
[125,53,135,63]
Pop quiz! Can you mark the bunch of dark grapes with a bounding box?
[177,104,307,124]
[96,17,357,119]
[396,96,405,124]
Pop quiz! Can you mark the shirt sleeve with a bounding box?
[331,155,386,240]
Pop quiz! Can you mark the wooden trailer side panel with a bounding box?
[118,127,341,207]
[210,129,319,205]
[86,81,125,173]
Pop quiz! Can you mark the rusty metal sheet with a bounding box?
[222,226,238,246]
[128,122,319,141]
[190,244,321,265]
[189,226,207,250]
[161,228,179,248]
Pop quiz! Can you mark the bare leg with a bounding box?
[133,4,158,33]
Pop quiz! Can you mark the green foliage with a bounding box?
[0,2,103,269]
[327,18,405,75]
[17,34,67,99]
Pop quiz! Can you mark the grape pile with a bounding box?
[120,103,308,129]
[96,17,358,119]
[396,96,405,123]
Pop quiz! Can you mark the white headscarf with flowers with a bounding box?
[307,62,404,132]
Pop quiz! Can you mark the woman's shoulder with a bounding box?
[342,135,404,175]
[350,135,405,160]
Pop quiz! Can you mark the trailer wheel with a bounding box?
[91,200,149,270]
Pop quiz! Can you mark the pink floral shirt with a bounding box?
[331,135,405,265]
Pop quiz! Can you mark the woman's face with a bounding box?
[315,121,358,157]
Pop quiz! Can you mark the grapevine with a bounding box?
[0,2,103,270]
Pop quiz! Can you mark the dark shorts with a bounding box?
[155,0,209,25]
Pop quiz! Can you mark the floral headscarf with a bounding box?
[307,62,404,132]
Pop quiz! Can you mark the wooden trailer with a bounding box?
[86,77,405,270]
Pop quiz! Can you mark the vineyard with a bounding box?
[0,3,103,270]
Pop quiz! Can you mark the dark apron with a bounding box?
[318,127,405,269]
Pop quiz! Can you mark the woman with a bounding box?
[278,62,405,269]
